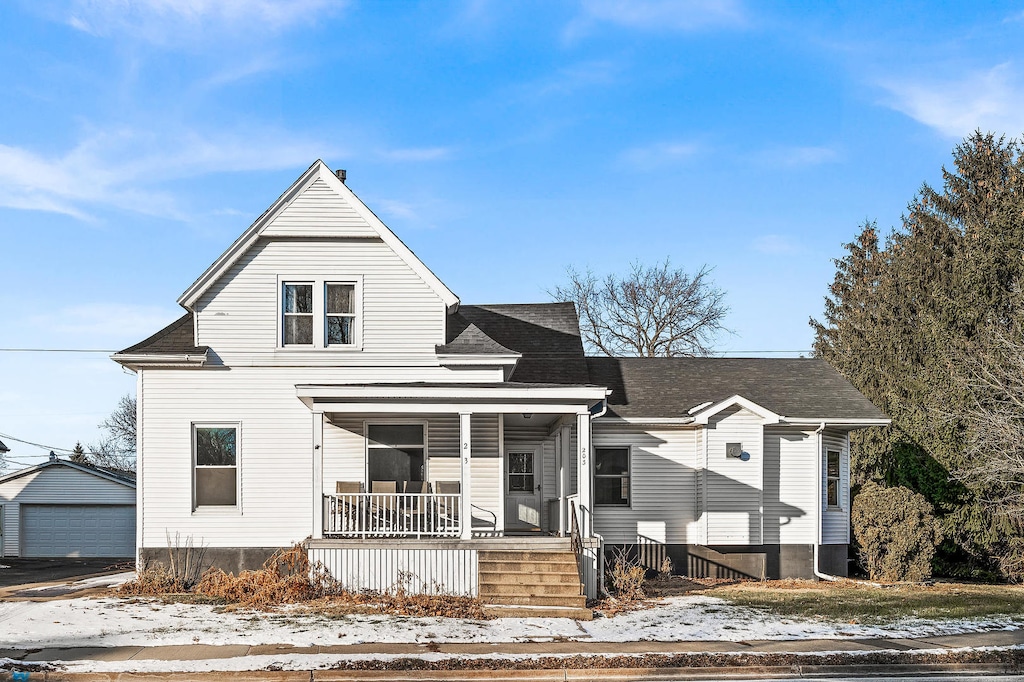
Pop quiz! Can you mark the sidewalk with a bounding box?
[4,627,1023,663]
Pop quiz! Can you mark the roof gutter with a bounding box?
[110,352,208,368]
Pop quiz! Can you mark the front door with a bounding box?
[505,448,542,531]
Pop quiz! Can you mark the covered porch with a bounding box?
[297,383,606,600]
[298,382,606,541]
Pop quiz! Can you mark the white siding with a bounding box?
[195,238,449,362]
[591,424,698,546]
[822,429,851,544]
[260,178,379,239]
[0,464,135,557]
[763,427,816,545]
[139,366,509,551]
[705,406,763,545]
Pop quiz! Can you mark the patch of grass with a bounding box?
[707,579,1024,623]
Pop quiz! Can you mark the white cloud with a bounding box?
[754,145,840,168]
[752,234,801,255]
[620,141,700,170]
[568,0,746,39]
[0,127,338,220]
[65,0,343,42]
[375,199,420,222]
[878,63,1024,139]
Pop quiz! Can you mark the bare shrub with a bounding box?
[852,482,944,582]
[165,532,208,589]
[195,543,335,608]
[658,555,674,578]
[608,547,646,601]
[119,566,186,596]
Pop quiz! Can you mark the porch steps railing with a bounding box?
[478,545,586,609]
[324,493,461,538]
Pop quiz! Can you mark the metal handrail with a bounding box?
[568,499,585,594]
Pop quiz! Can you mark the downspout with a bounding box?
[813,422,840,582]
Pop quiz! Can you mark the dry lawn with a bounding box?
[646,576,1024,623]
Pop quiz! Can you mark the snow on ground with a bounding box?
[1,594,1020,651]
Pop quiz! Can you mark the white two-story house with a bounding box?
[113,161,888,607]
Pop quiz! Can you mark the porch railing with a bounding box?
[323,493,461,538]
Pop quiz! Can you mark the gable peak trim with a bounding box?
[177,160,459,312]
[691,394,783,425]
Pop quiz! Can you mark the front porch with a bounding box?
[298,382,607,599]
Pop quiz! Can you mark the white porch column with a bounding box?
[460,412,473,540]
[576,412,592,537]
[312,411,324,539]
[558,423,571,536]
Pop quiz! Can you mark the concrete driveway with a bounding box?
[0,557,132,589]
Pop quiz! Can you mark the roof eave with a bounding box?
[111,351,208,369]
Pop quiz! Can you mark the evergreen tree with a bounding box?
[813,131,1024,579]
[69,441,89,464]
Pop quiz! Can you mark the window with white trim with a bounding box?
[826,449,841,508]
[194,425,238,509]
[595,446,630,506]
[326,283,356,346]
[366,423,426,488]
[282,283,313,345]
[279,276,361,349]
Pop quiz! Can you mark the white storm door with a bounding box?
[505,448,542,530]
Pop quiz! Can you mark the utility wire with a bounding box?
[0,432,76,454]
[0,348,115,353]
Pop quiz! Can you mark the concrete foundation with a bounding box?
[140,546,285,575]
[606,543,849,580]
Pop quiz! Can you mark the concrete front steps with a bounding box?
[478,544,590,619]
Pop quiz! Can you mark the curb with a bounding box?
[3,661,1022,681]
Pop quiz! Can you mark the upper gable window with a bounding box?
[279,276,362,350]
[326,283,355,346]
[283,283,314,345]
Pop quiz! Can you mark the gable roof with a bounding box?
[177,160,459,312]
[444,303,591,383]
[0,457,136,488]
[587,357,888,422]
[116,312,207,356]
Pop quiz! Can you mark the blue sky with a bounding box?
[2,0,1023,466]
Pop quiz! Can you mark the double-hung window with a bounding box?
[282,283,314,345]
[595,446,630,506]
[326,283,356,346]
[280,277,361,349]
[826,450,841,508]
[194,425,238,509]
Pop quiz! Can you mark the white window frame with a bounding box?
[192,422,241,514]
[363,420,429,487]
[281,281,314,347]
[277,274,363,350]
[825,449,842,510]
[594,445,631,508]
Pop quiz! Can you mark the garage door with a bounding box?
[21,505,135,557]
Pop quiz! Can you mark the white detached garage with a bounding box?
[0,456,136,558]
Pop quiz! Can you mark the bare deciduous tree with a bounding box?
[89,394,137,474]
[953,328,1024,580]
[551,260,730,357]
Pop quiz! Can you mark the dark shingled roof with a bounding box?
[0,439,8,453]
[587,357,887,421]
[118,313,208,355]
[441,303,591,384]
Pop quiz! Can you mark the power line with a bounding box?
[0,432,76,454]
[0,348,116,353]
